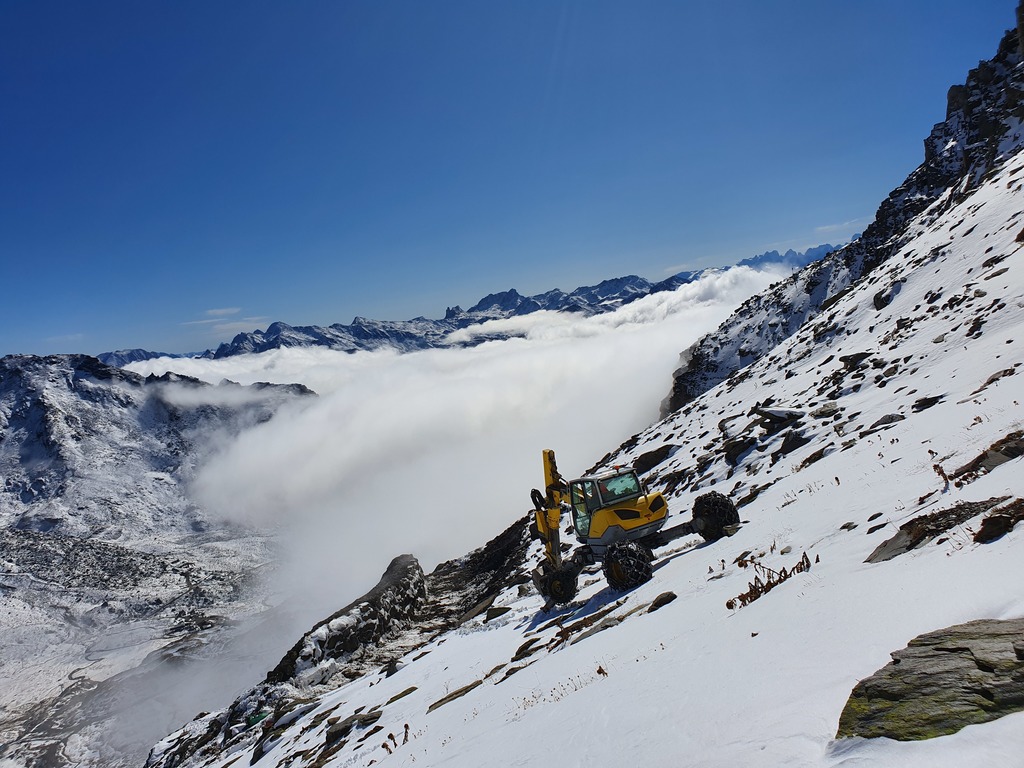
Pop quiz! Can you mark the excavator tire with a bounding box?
[547,571,579,604]
[534,562,580,605]
[602,541,653,592]
[692,491,740,542]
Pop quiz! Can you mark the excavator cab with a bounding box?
[567,467,667,556]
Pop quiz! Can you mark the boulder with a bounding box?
[836,618,1024,740]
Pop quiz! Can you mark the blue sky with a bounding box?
[0,0,1014,356]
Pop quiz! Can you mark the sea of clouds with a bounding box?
[129,264,789,611]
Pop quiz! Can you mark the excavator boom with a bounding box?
[529,450,584,604]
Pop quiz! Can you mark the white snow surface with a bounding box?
[146,117,1024,767]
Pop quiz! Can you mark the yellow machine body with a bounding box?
[531,449,668,564]
[566,465,668,557]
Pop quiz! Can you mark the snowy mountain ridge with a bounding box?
[99,246,835,368]
[663,27,1024,415]
[139,19,1024,768]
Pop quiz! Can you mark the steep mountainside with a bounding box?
[0,354,312,539]
[663,26,1024,415]
[142,19,1024,768]
[0,355,313,767]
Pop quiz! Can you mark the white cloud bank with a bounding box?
[129,265,789,610]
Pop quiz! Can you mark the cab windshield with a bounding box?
[597,471,641,504]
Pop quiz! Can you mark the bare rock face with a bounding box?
[266,554,427,685]
[836,618,1024,740]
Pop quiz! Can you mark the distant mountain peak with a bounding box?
[98,249,835,368]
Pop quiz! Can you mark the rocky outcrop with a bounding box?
[837,618,1024,740]
[146,516,532,768]
[266,555,427,685]
[662,25,1024,415]
[865,497,1011,563]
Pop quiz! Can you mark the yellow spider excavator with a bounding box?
[529,449,740,605]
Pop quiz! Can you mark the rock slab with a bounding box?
[837,618,1024,740]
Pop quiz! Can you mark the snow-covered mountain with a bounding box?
[7,11,1024,768]
[98,249,835,368]
[138,19,1024,768]
[663,27,1024,415]
[0,355,315,767]
[96,350,191,367]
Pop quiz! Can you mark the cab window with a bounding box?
[570,480,598,536]
[597,472,641,504]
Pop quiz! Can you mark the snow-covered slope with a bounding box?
[141,26,1024,768]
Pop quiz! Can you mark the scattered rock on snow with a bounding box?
[427,680,483,713]
[973,498,1024,543]
[648,592,678,613]
[951,431,1024,486]
[865,497,1010,563]
[326,711,382,743]
[632,443,676,474]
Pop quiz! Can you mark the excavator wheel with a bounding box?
[691,491,740,542]
[602,541,653,592]
[533,563,580,605]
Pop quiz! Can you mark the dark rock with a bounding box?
[873,280,904,310]
[753,407,803,436]
[326,711,382,743]
[511,638,543,663]
[771,430,812,463]
[458,594,497,625]
[648,592,678,613]
[810,402,840,419]
[973,498,1024,543]
[952,432,1024,485]
[912,395,944,412]
[839,352,872,370]
[836,618,1024,740]
[427,680,483,713]
[867,413,905,431]
[632,444,676,474]
[865,497,1009,562]
[484,606,512,623]
[723,436,757,467]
